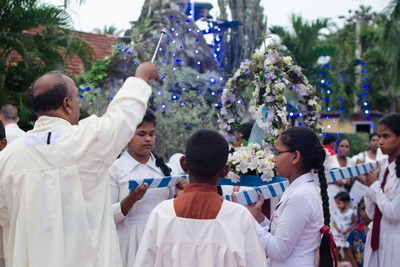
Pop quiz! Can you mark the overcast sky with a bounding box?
[42,0,388,34]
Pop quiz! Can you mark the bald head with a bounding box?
[29,71,71,114]
[0,104,19,122]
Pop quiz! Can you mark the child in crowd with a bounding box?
[364,113,400,267]
[333,192,357,263]
[134,129,267,267]
[346,197,371,267]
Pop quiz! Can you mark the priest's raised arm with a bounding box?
[0,62,158,267]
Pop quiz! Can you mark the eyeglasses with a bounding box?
[360,207,366,211]
[272,150,295,156]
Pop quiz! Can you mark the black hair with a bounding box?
[280,127,333,267]
[379,114,400,178]
[139,108,156,127]
[185,129,229,179]
[239,121,255,141]
[334,191,350,202]
[369,133,379,141]
[29,71,70,114]
[0,121,5,140]
[0,104,18,121]
[323,135,336,145]
[338,138,351,148]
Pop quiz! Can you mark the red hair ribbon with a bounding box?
[320,225,338,267]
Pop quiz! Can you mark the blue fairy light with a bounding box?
[321,79,325,84]
[181,102,184,106]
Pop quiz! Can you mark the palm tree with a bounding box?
[381,0,400,112]
[0,0,94,124]
[63,0,86,7]
[269,14,335,86]
[93,24,124,36]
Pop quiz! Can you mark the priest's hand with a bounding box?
[135,62,160,84]
[366,162,380,187]
[175,178,188,197]
[232,191,266,223]
[120,183,149,216]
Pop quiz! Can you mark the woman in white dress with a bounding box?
[356,133,380,165]
[241,127,337,267]
[109,109,184,267]
[364,114,400,267]
[328,138,355,226]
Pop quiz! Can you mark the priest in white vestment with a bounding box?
[0,63,159,267]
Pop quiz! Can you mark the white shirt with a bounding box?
[4,123,25,144]
[364,159,400,267]
[0,77,151,267]
[256,173,324,266]
[109,151,174,267]
[134,199,268,267]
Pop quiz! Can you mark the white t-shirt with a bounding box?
[4,123,25,143]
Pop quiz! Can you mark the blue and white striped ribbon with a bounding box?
[128,160,385,205]
[128,175,188,190]
[224,180,289,205]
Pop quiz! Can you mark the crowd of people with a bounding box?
[0,62,399,267]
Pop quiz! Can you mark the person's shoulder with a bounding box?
[149,199,175,218]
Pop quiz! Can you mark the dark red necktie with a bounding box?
[371,167,389,252]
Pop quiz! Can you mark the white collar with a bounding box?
[4,123,19,129]
[120,151,160,174]
[30,116,71,134]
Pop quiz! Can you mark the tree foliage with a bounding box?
[0,0,94,127]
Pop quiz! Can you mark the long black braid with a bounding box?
[280,127,333,267]
[153,152,171,176]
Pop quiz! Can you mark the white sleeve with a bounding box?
[0,188,8,227]
[95,77,151,167]
[244,214,268,267]
[356,152,365,162]
[133,208,158,267]
[109,165,126,225]
[263,194,312,262]
[368,180,400,224]
[365,182,378,219]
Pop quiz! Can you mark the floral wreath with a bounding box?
[218,46,323,182]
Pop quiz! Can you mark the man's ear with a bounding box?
[63,97,72,114]
[0,139,7,152]
[180,156,188,172]
[219,164,230,178]
[16,117,19,123]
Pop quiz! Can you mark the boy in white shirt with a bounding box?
[134,129,267,267]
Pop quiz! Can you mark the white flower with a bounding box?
[308,99,318,106]
[227,171,241,183]
[283,56,292,65]
[264,57,273,68]
[227,118,235,123]
[271,128,279,137]
[274,82,286,91]
[236,160,248,174]
[261,169,274,182]
[257,159,268,173]
[254,49,265,58]
[248,158,258,171]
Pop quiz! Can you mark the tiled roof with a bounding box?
[8,28,118,77]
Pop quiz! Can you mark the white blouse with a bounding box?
[256,173,324,266]
[364,159,400,267]
[109,151,174,267]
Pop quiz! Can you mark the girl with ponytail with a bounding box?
[363,113,400,267]
[109,108,186,267]
[237,127,336,267]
